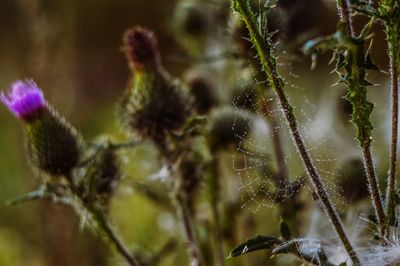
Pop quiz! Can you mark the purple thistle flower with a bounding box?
[1,79,46,119]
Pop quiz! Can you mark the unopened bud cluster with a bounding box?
[120,26,191,142]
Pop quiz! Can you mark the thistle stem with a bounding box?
[336,0,355,36]
[336,0,387,237]
[385,19,400,232]
[210,157,226,266]
[65,173,141,266]
[94,211,142,266]
[175,192,203,266]
[232,0,360,264]
[362,144,387,231]
[158,142,204,266]
[259,92,289,188]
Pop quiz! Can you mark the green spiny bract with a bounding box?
[25,107,83,178]
[303,23,377,146]
[82,142,120,208]
[231,80,259,112]
[120,26,192,143]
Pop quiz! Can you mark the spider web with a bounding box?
[231,66,349,214]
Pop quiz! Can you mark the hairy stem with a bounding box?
[209,157,226,266]
[95,211,142,266]
[362,144,387,231]
[259,93,289,188]
[158,142,204,266]
[65,174,141,266]
[336,0,387,237]
[175,192,203,266]
[336,0,355,36]
[232,0,360,264]
[384,8,400,231]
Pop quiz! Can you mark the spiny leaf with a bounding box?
[229,235,281,258]
[364,41,380,71]
[336,51,346,70]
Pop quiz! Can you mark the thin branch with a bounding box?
[209,157,226,266]
[383,0,400,232]
[94,211,142,266]
[66,174,142,266]
[175,192,203,266]
[337,0,355,37]
[259,91,289,189]
[161,148,204,266]
[386,46,399,229]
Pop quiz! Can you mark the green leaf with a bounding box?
[229,235,281,258]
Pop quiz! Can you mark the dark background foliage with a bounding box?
[0,0,392,265]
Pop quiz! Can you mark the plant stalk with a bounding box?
[336,0,355,36]
[209,157,226,266]
[384,11,400,231]
[158,141,204,266]
[175,192,203,266]
[259,92,290,189]
[95,211,142,266]
[336,0,387,237]
[232,0,360,264]
[65,173,141,266]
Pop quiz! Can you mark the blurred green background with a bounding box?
[0,0,394,265]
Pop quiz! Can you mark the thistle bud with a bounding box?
[187,74,217,114]
[120,26,191,142]
[1,80,82,177]
[208,107,252,150]
[173,0,210,54]
[231,82,259,112]
[83,141,120,208]
[175,2,208,37]
[123,26,161,71]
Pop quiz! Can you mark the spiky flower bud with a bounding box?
[83,142,120,208]
[123,26,161,71]
[120,26,191,142]
[175,2,208,37]
[231,82,258,112]
[1,80,82,177]
[208,107,252,150]
[187,75,217,114]
[173,0,211,55]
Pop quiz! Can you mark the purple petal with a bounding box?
[1,79,46,118]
